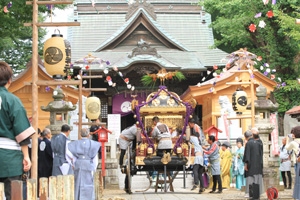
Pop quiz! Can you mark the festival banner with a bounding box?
[223,113,230,142]
[270,113,279,155]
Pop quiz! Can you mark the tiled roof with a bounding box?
[94,8,189,52]
[70,1,228,69]
[286,106,300,115]
[79,51,205,70]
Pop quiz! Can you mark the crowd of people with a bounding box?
[2,59,300,199]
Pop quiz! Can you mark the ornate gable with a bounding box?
[126,0,156,21]
[94,8,188,52]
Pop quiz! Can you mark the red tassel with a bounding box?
[169,75,172,79]
[153,77,155,81]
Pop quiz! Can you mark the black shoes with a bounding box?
[209,190,222,194]
[199,188,205,194]
[191,184,199,190]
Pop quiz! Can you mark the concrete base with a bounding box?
[98,157,119,189]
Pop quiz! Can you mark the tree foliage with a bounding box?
[0,1,67,73]
[200,0,300,115]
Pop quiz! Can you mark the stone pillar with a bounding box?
[248,83,281,190]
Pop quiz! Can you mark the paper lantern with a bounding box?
[85,96,101,120]
[232,89,248,115]
[43,30,71,79]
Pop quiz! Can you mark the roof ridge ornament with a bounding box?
[128,39,161,58]
[126,0,156,21]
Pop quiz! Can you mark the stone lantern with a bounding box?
[247,83,280,189]
[41,87,76,135]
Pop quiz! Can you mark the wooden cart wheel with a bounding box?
[127,145,132,194]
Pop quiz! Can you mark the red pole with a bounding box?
[101,142,105,189]
[101,142,105,176]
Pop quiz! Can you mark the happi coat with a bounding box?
[51,132,74,176]
[68,138,101,200]
[152,122,172,149]
[204,141,221,176]
[119,124,137,150]
[0,87,35,178]
[279,145,292,172]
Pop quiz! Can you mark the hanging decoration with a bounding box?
[141,68,185,86]
[258,21,266,28]
[249,24,257,32]
[267,11,274,18]
[255,13,262,18]
[4,6,9,13]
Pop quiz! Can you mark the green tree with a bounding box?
[200,0,300,115]
[0,1,67,73]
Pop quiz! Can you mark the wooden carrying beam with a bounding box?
[24,80,81,86]
[82,88,107,92]
[74,122,106,126]
[24,22,80,27]
[26,1,73,5]
[227,115,252,120]
[82,75,103,79]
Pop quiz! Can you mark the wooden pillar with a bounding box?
[56,175,74,200]
[250,65,255,128]
[49,176,57,200]
[63,175,74,200]
[31,0,39,180]
[11,180,23,200]
[94,170,103,200]
[39,178,48,200]
[27,179,37,200]
[56,175,64,200]
[0,183,4,200]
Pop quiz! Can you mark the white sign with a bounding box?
[108,114,121,143]
[108,114,121,159]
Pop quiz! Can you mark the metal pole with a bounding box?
[183,165,186,189]
[31,0,39,180]
[164,165,167,192]
[78,70,82,140]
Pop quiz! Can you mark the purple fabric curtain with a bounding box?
[112,93,146,117]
